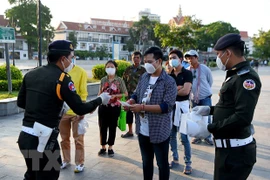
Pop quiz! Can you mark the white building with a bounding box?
[54,18,134,60]
[240,31,254,55]
[138,8,160,22]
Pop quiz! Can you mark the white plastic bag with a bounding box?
[179,112,210,138]
[78,118,89,135]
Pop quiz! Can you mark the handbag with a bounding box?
[117,94,127,131]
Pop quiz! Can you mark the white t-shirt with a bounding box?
[140,76,158,136]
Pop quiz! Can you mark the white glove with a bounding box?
[192,106,210,116]
[196,120,211,139]
[98,92,111,105]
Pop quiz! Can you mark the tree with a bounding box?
[154,15,202,51]
[5,0,54,59]
[129,16,161,53]
[195,21,239,51]
[96,45,110,60]
[68,31,78,49]
[252,30,270,59]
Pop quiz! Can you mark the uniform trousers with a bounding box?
[98,105,121,146]
[59,115,84,165]
[214,139,256,180]
[18,131,61,180]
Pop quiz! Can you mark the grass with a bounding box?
[0,91,19,100]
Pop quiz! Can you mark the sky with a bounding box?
[1,0,270,37]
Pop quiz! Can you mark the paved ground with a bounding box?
[0,65,269,179]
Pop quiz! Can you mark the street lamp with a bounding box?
[37,0,42,66]
[12,21,20,66]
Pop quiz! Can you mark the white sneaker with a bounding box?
[60,162,70,169]
[74,164,84,173]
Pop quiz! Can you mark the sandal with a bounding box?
[183,165,192,175]
[121,132,134,138]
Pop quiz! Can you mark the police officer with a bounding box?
[17,40,111,180]
[192,33,261,180]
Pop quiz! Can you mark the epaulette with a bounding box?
[56,72,66,100]
[237,68,250,76]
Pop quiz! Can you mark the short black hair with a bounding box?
[132,51,142,57]
[105,60,118,68]
[144,46,163,62]
[169,49,183,59]
[227,41,245,57]
[47,51,70,63]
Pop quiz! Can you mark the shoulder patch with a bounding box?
[237,68,250,76]
[68,82,76,91]
[243,79,256,90]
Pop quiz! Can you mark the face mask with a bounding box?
[145,62,157,74]
[216,51,230,71]
[105,67,116,75]
[62,58,73,73]
[169,59,180,68]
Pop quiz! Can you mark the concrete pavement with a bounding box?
[0,66,269,180]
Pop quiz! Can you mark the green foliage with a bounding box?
[0,64,23,80]
[5,1,54,58]
[195,21,239,51]
[96,45,110,59]
[0,80,22,91]
[129,16,161,52]
[92,60,131,80]
[68,31,78,49]
[252,30,270,59]
[92,64,106,80]
[154,15,201,51]
[0,91,19,100]
[208,61,217,67]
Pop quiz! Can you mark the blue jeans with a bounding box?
[170,125,192,165]
[192,96,212,140]
[180,133,192,165]
[138,134,170,180]
[170,125,179,161]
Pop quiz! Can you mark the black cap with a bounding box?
[48,40,74,52]
[214,33,243,51]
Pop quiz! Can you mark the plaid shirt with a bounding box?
[132,70,177,143]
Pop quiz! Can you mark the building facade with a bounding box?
[54,18,134,60]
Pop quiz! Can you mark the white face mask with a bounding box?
[145,62,157,74]
[169,59,180,68]
[216,51,230,71]
[62,58,73,73]
[105,67,116,75]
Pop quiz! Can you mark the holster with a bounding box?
[45,128,59,151]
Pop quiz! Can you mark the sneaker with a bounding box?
[204,138,214,146]
[169,160,179,169]
[121,132,134,138]
[74,164,84,173]
[60,161,70,169]
[183,165,192,175]
[108,149,114,157]
[191,138,202,144]
[98,148,106,156]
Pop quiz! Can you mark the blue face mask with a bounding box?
[169,59,180,68]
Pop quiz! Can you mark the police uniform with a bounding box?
[208,34,262,180]
[17,40,102,180]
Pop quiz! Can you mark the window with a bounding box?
[80,43,86,49]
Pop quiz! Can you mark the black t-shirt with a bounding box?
[170,67,193,101]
